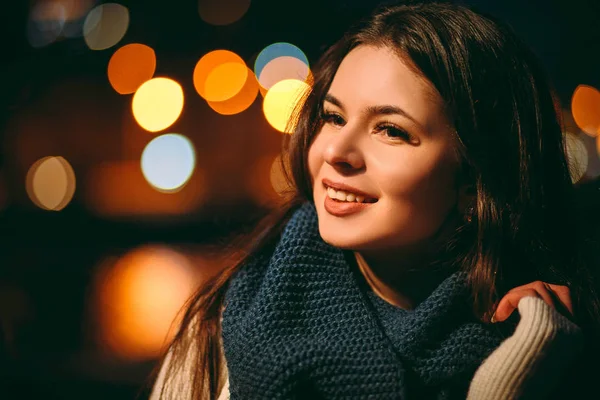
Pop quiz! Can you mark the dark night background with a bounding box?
[1,0,599,399]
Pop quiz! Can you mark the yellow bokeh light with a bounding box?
[132,77,184,132]
[26,156,76,211]
[206,67,259,115]
[262,79,310,133]
[204,62,248,102]
[571,85,600,137]
[83,3,130,51]
[193,50,246,101]
[108,43,156,94]
[198,0,251,26]
[94,246,198,361]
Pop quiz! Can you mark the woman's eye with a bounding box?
[321,112,346,127]
[376,124,413,142]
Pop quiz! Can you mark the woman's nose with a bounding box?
[323,127,365,172]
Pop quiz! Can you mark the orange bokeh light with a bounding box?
[206,67,259,115]
[94,246,198,361]
[571,85,600,137]
[108,43,156,95]
[193,50,247,102]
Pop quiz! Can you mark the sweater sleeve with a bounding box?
[467,296,583,399]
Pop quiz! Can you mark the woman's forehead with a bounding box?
[327,45,449,133]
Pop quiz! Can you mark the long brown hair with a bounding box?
[154,3,600,398]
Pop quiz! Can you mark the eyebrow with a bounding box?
[323,93,422,128]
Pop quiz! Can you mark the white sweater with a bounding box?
[150,296,582,399]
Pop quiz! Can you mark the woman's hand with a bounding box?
[492,281,573,323]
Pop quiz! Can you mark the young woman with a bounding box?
[150,2,599,399]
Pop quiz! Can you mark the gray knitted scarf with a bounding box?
[222,203,504,399]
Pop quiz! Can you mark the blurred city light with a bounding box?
[204,62,248,102]
[258,56,312,96]
[262,79,310,133]
[27,1,67,48]
[270,154,291,197]
[206,67,259,115]
[254,42,309,92]
[26,156,76,211]
[83,3,129,51]
[571,84,600,137]
[246,153,291,205]
[108,43,156,95]
[565,132,589,183]
[198,0,251,26]
[132,77,184,132]
[193,50,248,102]
[141,134,196,193]
[94,246,198,361]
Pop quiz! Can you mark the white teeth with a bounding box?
[326,187,369,203]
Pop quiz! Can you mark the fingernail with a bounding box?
[490,312,497,323]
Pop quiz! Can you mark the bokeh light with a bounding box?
[193,50,247,102]
[132,77,184,132]
[262,79,310,133]
[257,56,312,96]
[141,134,196,192]
[26,156,76,211]
[108,43,156,95]
[27,1,67,48]
[247,153,292,205]
[565,132,589,183]
[571,85,600,137]
[206,67,259,115]
[254,42,309,84]
[205,62,248,102]
[198,0,251,26]
[60,0,98,38]
[83,3,129,51]
[270,154,292,197]
[94,246,198,361]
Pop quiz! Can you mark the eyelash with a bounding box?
[320,111,414,142]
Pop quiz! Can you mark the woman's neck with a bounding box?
[354,251,448,309]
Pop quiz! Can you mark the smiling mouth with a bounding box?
[325,185,378,204]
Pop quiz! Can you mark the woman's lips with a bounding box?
[322,179,378,203]
[324,195,373,216]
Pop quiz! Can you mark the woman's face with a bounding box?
[308,45,463,256]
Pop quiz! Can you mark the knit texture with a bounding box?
[222,203,505,399]
[467,296,582,400]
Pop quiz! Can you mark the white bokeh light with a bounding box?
[141,134,196,192]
